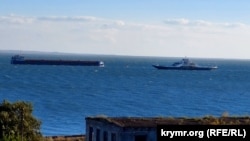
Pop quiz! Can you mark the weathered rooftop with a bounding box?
[86,116,250,128]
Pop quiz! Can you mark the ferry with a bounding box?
[11,55,104,67]
[152,58,217,70]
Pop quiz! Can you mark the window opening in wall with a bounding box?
[111,133,116,141]
[135,135,147,141]
[103,131,108,141]
[96,129,100,141]
[89,127,93,141]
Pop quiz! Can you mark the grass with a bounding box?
[44,135,85,141]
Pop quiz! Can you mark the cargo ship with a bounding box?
[11,55,104,67]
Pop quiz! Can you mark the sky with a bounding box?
[1,0,250,59]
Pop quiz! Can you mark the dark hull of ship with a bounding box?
[11,60,102,66]
[152,65,217,70]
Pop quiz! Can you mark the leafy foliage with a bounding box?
[0,100,42,141]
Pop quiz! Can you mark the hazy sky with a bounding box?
[1,0,250,59]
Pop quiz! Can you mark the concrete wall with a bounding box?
[86,119,156,141]
[86,118,122,141]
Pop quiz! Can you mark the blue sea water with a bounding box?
[1,52,250,136]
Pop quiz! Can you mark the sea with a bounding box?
[1,51,250,136]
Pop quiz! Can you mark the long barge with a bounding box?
[11,55,104,67]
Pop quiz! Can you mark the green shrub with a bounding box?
[0,100,42,141]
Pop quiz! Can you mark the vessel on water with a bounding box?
[11,55,104,67]
[152,58,217,70]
